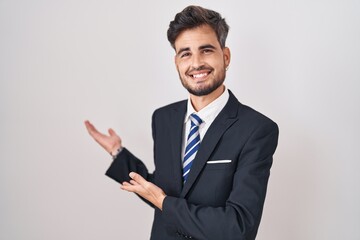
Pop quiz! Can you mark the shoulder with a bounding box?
[239,103,277,126]
[151,100,187,128]
[152,99,187,118]
[228,91,278,133]
[238,103,279,136]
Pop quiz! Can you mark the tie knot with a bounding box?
[190,113,202,126]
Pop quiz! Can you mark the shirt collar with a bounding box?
[184,86,229,124]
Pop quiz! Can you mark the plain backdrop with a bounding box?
[1,0,359,239]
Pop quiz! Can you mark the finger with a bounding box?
[120,182,131,190]
[129,172,147,186]
[121,185,131,191]
[130,180,140,186]
[108,128,117,137]
[122,181,131,186]
[121,184,142,193]
[85,120,99,135]
[84,120,93,132]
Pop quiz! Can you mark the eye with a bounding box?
[180,52,191,58]
[202,48,214,54]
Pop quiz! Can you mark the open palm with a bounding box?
[84,120,122,155]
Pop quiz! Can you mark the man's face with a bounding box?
[174,24,230,97]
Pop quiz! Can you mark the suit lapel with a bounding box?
[169,101,187,196]
[180,91,239,198]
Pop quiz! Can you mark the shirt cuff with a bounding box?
[111,147,123,160]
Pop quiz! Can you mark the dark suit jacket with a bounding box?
[106,90,279,240]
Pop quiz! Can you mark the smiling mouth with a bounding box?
[188,70,212,80]
[192,72,208,78]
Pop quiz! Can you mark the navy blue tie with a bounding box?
[183,113,203,182]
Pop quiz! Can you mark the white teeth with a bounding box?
[192,73,208,78]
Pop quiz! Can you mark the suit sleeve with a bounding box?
[104,111,157,206]
[105,110,157,184]
[161,122,279,240]
[105,147,154,184]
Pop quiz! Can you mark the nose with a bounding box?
[191,53,204,69]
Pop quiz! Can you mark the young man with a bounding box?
[85,5,279,240]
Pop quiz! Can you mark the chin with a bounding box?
[187,87,215,96]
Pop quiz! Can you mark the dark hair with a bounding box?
[167,5,229,49]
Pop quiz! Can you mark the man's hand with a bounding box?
[121,172,166,210]
[84,120,122,156]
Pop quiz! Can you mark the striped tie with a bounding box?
[183,113,203,182]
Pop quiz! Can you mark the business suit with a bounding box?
[106,90,279,240]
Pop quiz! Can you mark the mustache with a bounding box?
[186,65,214,75]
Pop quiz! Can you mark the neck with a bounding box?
[190,85,225,112]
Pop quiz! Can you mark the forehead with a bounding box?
[174,25,220,51]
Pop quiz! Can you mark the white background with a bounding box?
[1,0,359,239]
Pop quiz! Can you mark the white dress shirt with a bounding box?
[181,87,230,160]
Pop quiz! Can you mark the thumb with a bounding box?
[108,128,117,137]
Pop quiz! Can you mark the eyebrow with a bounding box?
[177,47,190,56]
[199,44,216,50]
[176,44,217,56]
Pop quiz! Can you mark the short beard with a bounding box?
[183,78,224,96]
[179,70,226,96]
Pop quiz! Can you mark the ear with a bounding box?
[223,47,231,67]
